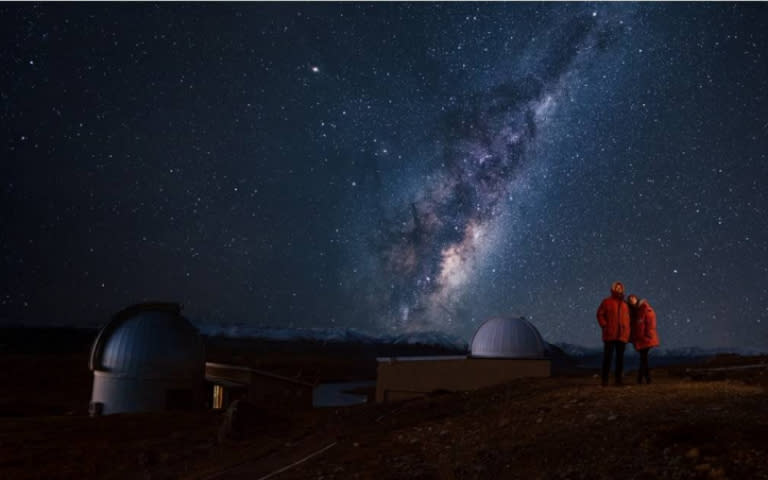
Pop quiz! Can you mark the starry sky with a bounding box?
[2,3,767,349]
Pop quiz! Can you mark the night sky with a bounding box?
[2,3,767,349]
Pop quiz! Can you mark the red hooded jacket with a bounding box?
[596,290,630,343]
[631,300,660,351]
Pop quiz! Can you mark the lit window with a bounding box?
[213,385,223,410]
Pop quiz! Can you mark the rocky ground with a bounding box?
[1,349,766,480]
[281,372,768,480]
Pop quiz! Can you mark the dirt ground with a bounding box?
[1,351,766,480]
[281,372,768,480]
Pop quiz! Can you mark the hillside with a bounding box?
[275,371,768,480]
[1,349,766,479]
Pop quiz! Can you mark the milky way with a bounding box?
[366,12,626,334]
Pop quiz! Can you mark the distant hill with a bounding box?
[0,325,469,358]
[2,325,763,362]
[202,328,469,360]
[0,326,98,354]
[549,342,768,368]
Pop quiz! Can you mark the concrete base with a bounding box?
[376,356,550,403]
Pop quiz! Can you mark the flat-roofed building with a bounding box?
[205,362,315,410]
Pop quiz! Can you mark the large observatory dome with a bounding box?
[470,316,546,359]
[89,302,204,415]
[90,303,203,377]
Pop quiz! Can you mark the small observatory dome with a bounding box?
[89,302,204,415]
[470,316,546,359]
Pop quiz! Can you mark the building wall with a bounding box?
[91,371,202,414]
[376,357,550,403]
[205,363,314,410]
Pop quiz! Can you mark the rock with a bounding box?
[685,448,700,459]
[586,414,597,421]
[137,451,156,467]
[607,414,617,421]
[708,467,726,479]
[695,463,712,472]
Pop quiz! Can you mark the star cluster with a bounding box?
[1,3,767,349]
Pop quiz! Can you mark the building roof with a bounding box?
[376,355,468,363]
[205,362,316,387]
[89,302,204,378]
[470,316,546,359]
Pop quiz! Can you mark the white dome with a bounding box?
[470,316,546,358]
[89,303,205,415]
[90,303,204,378]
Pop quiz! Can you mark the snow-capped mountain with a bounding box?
[195,324,469,350]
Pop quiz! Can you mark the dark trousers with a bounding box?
[638,348,651,383]
[602,341,626,384]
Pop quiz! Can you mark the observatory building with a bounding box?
[376,317,550,403]
[89,302,205,415]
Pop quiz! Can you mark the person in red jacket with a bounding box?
[596,281,631,386]
[630,298,660,384]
